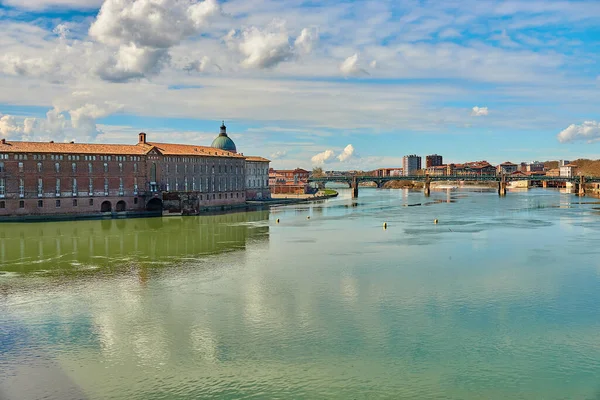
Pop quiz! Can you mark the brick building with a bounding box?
[269,168,310,194]
[0,123,269,219]
[425,154,443,168]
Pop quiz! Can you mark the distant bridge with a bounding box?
[309,174,599,197]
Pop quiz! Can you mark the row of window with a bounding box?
[164,176,247,192]
[0,177,139,197]
[0,198,139,209]
[247,179,269,188]
[165,164,244,175]
[4,162,138,174]
[163,156,243,165]
[28,154,144,162]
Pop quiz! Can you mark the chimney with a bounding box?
[70,141,74,144]
[139,132,147,144]
[0,139,5,144]
[49,140,54,143]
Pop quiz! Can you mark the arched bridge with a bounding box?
[309,174,600,198]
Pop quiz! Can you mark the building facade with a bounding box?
[402,155,422,176]
[371,168,403,177]
[559,164,578,178]
[0,123,269,219]
[497,162,518,175]
[425,154,443,168]
[269,168,310,194]
[245,157,271,200]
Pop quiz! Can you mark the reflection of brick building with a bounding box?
[0,123,269,219]
[371,168,403,177]
[269,168,310,194]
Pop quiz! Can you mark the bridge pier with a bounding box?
[424,174,431,197]
[542,181,547,189]
[577,175,586,197]
[498,175,507,196]
[351,177,359,198]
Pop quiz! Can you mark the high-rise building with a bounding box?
[402,154,422,176]
[426,154,443,168]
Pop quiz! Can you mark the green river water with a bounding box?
[2,187,600,399]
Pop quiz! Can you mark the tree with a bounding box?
[312,167,325,177]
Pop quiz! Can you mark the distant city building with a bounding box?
[425,154,443,168]
[448,161,496,176]
[402,155,422,176]
[372,168,403,177]
[527,161,544,172]
[559,160,571,167]
[269,168,310,194]
[519,162,528,173]
[497,161,518,175]
[559,163,578,178]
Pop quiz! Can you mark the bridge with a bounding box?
[309,174,600,198]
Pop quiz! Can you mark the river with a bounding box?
[2,187,600,399]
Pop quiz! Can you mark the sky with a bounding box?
[1,0,600,170]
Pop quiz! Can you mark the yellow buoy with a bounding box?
[434,219,438,224]
[383,222,387,229]
[307,216,310,220]
[276,218,280,223]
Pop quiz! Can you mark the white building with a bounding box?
[245,157,271,200]
[402,155,422,176]
[559,163,577,178]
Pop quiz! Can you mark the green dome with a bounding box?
[211,122,237,153]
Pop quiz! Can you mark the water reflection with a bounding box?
[0,211,269,274]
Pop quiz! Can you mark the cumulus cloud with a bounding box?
[270,150,287,159]
[337,144,355,162]
[0,96,122,142]
[89,0,220,81]
[557,121,600,143]
[238,21,294,69]
[294,27,318,54]
[311,149,335,164]
[471,106,489,116]
[340,53,368,76]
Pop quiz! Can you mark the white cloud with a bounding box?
[294,27,318,54]
[238,21,294,69]
[337,144,355,162]
[471,106,489,116]
[270,150,287,159]
[557,121,600,143]
[88,0,220,81]
[340,53,368,76]
[438,28,461,39]
[369,60,377,69]
[311,149,335,164]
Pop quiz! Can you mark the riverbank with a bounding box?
[248,190,338,207]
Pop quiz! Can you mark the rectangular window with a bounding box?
[133,163,138,173]
[73,199,78,207]
[104,163,108,173]
[55,178,61,196]
[133,177,138,194]
[37,162,42,172]
[0,201,5,208]
[104,178,109,195]
[56,199,60,208]
[19,178,24,197]
[18,162,23,173]
[0,178,4,197]
[72,178,77,196]
[55,163,60,173]
[38,200,43,207]
[0,162,4,173]
[119,178,124,195]
[89,199,93,206]
[38,178,43,197]
[19,200,24,208]
[89,178,93,196]
[72,163,76,173]
[119,163,123,173]
[88,163,93,174]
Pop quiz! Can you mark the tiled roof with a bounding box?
[0,140,148,155]
[500,161,517,165]
[147,142,243,158]
[245,156,271,162]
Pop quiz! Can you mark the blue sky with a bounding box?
[1,0,600,169]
